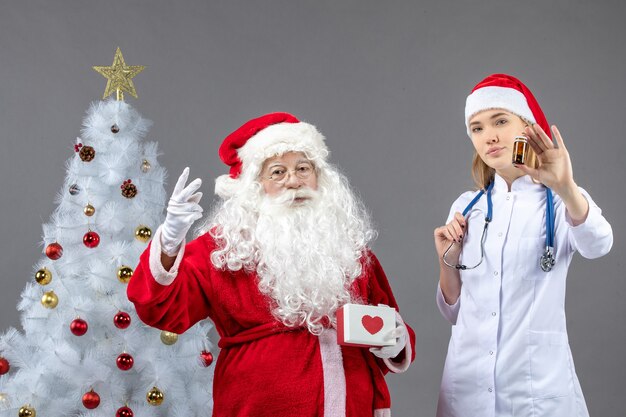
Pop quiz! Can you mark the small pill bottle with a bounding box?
[512,136,528,165]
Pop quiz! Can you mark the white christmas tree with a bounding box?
[0,49,214,417]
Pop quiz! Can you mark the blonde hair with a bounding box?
[469,115,540,190]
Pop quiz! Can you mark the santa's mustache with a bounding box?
[266,188,318,206]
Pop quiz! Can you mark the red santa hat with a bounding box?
[465,73,550,138]
[215,112,328,198]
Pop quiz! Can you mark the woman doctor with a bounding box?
[433,73,613,417]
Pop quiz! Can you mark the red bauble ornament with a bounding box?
[116,406,134,417]
[82,390,100,409]
[113,311,131,329]
[70,318,88,336]
[83,231,100,248]
[0,357,9,375]
[200,350,214,367]
[116,353,134,371]
[45,242,63,260]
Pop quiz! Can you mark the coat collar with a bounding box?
[493,173,542,193]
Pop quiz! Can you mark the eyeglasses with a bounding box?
[261,163,315,184]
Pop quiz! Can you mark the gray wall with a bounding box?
[1,1,624,415]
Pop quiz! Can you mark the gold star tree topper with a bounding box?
[93,47,145,101]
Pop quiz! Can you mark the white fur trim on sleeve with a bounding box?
[465,86,535,136]
[148,225,186,286]
[374,409,391,417]
[382,313,412,373]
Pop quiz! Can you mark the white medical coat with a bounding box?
[436,174,613,417]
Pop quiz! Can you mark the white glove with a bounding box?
[369,311,408,359]
[161,167,203,256]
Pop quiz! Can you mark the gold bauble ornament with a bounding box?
[93,47,145,101]
[146,386,165,406]
[134,225,152,243]
[0,392,8,406]
[117,266,134,284]
[18,404,36,417]
[41,291,58,309]
[160,331,178,345]
[84,204,96,217]
[35,268,52,285]
[141,159,151,173]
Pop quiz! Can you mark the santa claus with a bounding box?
[127,112,415,417]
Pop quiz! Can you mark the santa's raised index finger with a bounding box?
[173,167,191,196]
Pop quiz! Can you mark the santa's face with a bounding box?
[259,152,318,200]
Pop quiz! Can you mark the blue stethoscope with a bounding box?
[442,181,556,272]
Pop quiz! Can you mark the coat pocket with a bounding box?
[518,237,550,280]
[528,331,574,399]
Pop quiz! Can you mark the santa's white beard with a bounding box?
[202,165,375,335]
[254,188,363,335]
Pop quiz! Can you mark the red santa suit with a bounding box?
[127,228,415,417]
